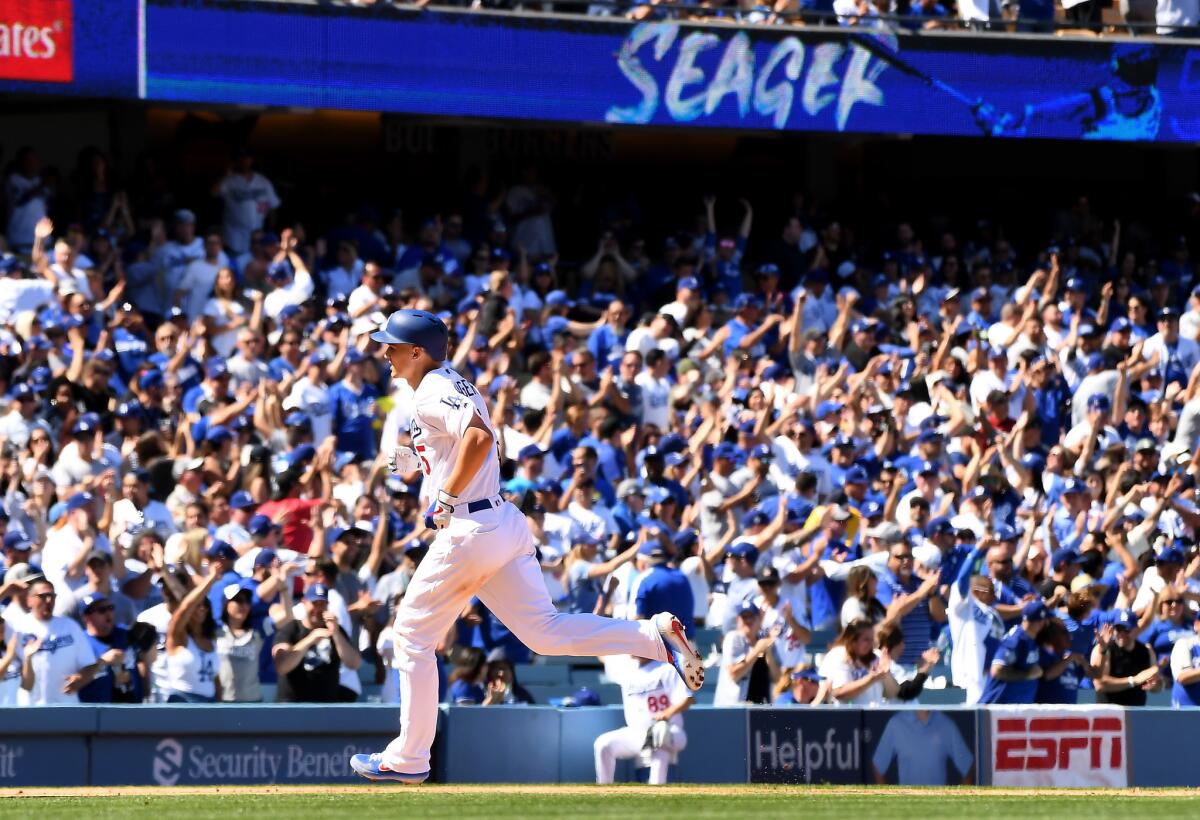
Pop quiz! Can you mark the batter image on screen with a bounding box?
[348,309,704,783]
[972,44,1161,140]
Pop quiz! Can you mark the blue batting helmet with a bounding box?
[371,310,449,361]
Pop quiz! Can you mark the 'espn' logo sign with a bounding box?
[991,712,1127,787]
[0,0,72,83]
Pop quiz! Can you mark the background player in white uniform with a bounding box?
[594,657,691,785]
[351,310,703,784]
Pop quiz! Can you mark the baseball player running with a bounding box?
[350,310,704,783]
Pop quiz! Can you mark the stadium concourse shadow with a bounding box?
[1,705,1198,788]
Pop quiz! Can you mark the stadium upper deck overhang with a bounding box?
[4,0,1200,143]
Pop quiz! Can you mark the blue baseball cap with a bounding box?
[229,491,256,511]
[994,523,1021,543]
[206,358,228,379]
[736,600,761,618]
[2,531,32,551]
[637,542,669,562]
[1051,547,1084,571]
[334,452,357,473]
[303,583,330,603]
[1109,316,1132,333]
[814,400,843,420]
[344,348,366,365]
[644,485,670,506]
[138,369,164,390]
[78,592,110,617]
[72,414,99,435]
[713,443,740,462]
[917,429,943,445]
[544,290,573,308]
[8,383,34,401]
[287,444,317,466]
[279,304,301,320]
[750,444,772,461]
[1087,394,1111,411]
[115,400,143,419]
[831,434,855,450]
[673,529,699,551]
[536,478,562,496]
[1022,600,1051,621]
[732,293,763,311]
[549,687,602,708]
[925,516,954,537]
[844,465,869,485]
[677,277,700,292]
[252,548,279,569]
[1113,609,1138,631]
[916,460,938,476]
[756,263,780,278]
[1020,453,1046,472]
[517,444,545,462]
[1065,276,1087,292]
[66,492,94,513]
[741,509,770,529]
[248,514,279,538]
[1061,477,1087,495]
[964,485,988,502]
[285,412,311,429]
[205,540,237,563]
[1156,545,1186,564]
[727,541,760,564]
[205,425,233,444]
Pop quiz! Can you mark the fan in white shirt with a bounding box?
[19,577,98,704]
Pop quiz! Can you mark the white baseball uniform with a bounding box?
[381,365,670,776]
[594,660,689,785]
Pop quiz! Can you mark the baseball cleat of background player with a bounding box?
[350,753,429,784]
[655,612,704,690]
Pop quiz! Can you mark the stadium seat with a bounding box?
[516,664,572,685]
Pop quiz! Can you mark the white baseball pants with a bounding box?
[382,501,669,775]
[594,725,687,785]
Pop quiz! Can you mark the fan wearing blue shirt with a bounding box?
[586,301,630,370]
[874,542,937,665]
[721,295,782,360]
[634,542,695,638]
[1170,609,1200,707]
[978,600,1049,704]
[1034,618,1091,704]
[329,349,379,459]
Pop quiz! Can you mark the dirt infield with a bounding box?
[4,784,1197,799]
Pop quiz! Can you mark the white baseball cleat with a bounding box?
[655,612,704,691]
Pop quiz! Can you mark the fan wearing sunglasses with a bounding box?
[19,576,98,704]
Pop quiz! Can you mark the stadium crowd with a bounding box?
[342,0,1197,39]
[1,142,1200,712]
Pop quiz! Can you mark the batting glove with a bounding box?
[428,489,457,530]
[389,446,420,475]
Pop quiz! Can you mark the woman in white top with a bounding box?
[203,267,263,358]
[817,618,901,706]
[165,568,221,703]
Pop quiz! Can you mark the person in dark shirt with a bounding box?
[1092,609,1161,706]
[77,592,147,704]
[272,584,361,703]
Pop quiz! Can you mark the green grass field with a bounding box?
[1,786,1197,820]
